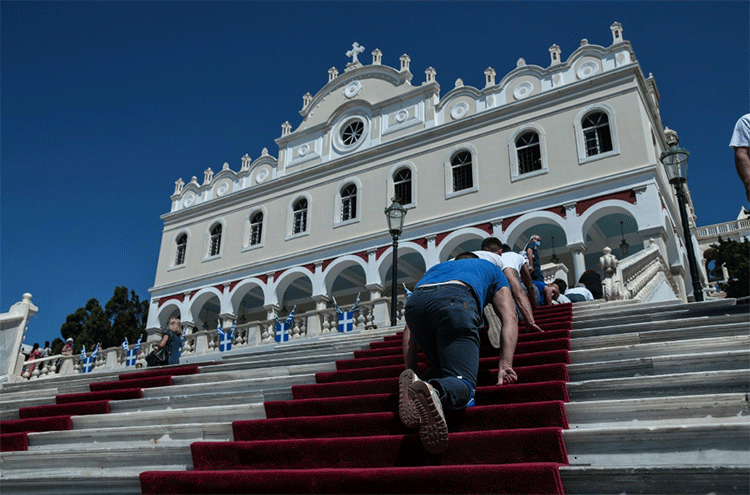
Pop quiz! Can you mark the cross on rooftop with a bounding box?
[346,42,364,64]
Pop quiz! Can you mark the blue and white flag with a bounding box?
[125,335,142,366]
[403,283,413,298]
[179,334,184,358]
[217,320,236,352]
[81,343,99,374]
[333,294,360,333]
[274,306,296,343]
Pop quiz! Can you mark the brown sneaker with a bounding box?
[484,304,502,349]
[398,369,420,428]
[409,380,449,454]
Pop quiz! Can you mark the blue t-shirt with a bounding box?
[415,258,510,308]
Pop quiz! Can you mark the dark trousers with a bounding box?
[404,284,481,409]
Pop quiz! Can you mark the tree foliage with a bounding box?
[708,237,750,300]
[60,287,149,353]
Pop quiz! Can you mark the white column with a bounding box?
[568,242,587,283]
[425,234,440,269]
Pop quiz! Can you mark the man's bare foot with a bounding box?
[497,368,518,385]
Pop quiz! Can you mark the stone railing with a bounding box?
[695,217,750,240]
[15,297,402,381]
[600,243,679,302]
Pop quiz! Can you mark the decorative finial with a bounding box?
[517,58,526,67]
[455,78,463,88]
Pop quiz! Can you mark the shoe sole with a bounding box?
[398,369,419,428]
[484,304,501,349]
[410,381,449,454]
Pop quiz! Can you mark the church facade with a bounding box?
[146,23,700,339]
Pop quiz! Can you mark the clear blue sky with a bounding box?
[2,1,748,347]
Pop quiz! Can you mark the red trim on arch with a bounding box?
[412,237,428,249]
[355,251,368,263]
[158,293,185,308]
[322,259,334,272]
[576,190,636,216]
[435,232,450,246]
[473,222,493,235]
[229,280,241,292]
[502,215,521,231]
[376,246,389,260]
[190,290,199,300]
[274,269,287,280]
[302,263,315,273]
[215,285,225,294]
[257,274,268,284]
[544,206,566,219]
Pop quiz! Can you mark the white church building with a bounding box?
[145,22,703,345]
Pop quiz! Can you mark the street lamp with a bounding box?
[384,197,407,327]
[619,220,630,257]
[659,129,703,301]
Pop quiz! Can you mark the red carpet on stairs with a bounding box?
[140,304,574,494]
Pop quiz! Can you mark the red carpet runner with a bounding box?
[140,303,573,494]
[0,364,199,451]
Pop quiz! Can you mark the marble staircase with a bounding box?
[1,300,748,494]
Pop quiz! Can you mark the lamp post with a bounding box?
[619,220,630,257]
[550,235,559,264]
[660,129,703,302]
[384,197,407,327]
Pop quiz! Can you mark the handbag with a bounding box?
[145,345,170,366]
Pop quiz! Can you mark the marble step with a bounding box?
[569,335,749,364]
[560,465,750,495]
[0,474,143,495]
[571,313,748,338]
[0,444,192,479]
[566,369,750,401]
[567,349,749,381]
[563,422,750,467]
[571,298,739,321]
[26,422,234,451]
[565,393,749,428]
[570,319,749,349]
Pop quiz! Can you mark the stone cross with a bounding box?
[346,42,364,64]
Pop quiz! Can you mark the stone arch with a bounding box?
[156,301,183,331]
[577,200,642,274]
[229,278,270,323]
[376,240,428,293]
[323,255,369,305]
[436,227,488,262]
[504,211,569,250]
[273,267,315,313]
[188,287,223,331]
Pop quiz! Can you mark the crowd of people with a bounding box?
[398,235,603,454]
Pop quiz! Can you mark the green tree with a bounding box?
[59,287,149,353]
[51,337,65,355]
[60,298,110,353]
[708,237,750,300]
[105,286,149,347]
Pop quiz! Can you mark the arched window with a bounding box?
[582,111,613,156]
[516,131,542,174]
[249,212,263,246]
[209,224,222,256]
[340,184,357,221]
[393,167,412,205]
[292,198,308,234]
[451,150,473,192]
[175,234,187,265]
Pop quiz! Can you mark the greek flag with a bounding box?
[81,344,99,374]
[125,335,142,366]
[403,283,413,298]
[274,306,295,343]
[333,294,360,333]
[217,320,236,352]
